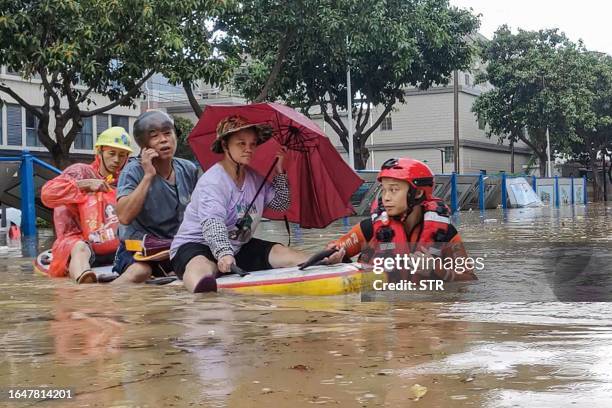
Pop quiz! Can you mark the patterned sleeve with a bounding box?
[201,219,234,259]
[264,173,290,211]
[197,182,233,259]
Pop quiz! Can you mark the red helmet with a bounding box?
[377,158,435,199]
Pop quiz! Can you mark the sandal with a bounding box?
[76,269,98,284]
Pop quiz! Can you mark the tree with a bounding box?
[161,2,241,118]
[568,52,612,200]
[222,0,479,169]
[173,116,196,162]
[215,0,311,105]
[0,0,224,168]
[472,26,589,177]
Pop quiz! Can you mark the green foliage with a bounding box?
[568,52,612,199]
[0,0,229,168]
[472,26,603,176]
[220,0,479,168]
[173,115,196,162]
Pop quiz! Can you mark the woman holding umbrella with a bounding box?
[170,115,346,293]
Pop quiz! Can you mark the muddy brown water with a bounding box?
[0,204,611,407]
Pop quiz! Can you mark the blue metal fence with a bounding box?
[1,150,61,237]
[440,172,588,213]
[4,154,596,238]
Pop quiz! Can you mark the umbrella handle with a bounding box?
[236,157,280,230]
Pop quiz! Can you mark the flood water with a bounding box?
[1,204,611,407]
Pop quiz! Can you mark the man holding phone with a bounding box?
[112,110,198,283]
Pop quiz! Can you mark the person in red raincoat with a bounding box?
[41,127,133,283]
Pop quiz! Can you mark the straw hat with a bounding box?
[211,115,273,154]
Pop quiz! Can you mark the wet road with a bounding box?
[0,204,610,407]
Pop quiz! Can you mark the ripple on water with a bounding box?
[0,204,610,407]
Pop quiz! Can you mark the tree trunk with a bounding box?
[354,136,370,170]
[591,153,603,202]
[607,152,612,187]
[254,29,292,103]
[590,148,601,202]
[183,82,202,118]
[538,153,547,177]
[50,143,72,169]
[354,146,369,170]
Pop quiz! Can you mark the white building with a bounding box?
[0,66,140,162]
[312,68,532,174]
[1,61,533,175]
[164,71,532,175]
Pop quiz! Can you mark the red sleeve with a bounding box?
[41,163,96,208]
[331,219,372,258]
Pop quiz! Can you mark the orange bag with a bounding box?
[78,190,120,255]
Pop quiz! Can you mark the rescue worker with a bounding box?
[41,127,133,283]
[328,157,477,282]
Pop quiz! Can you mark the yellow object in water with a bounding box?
[33,248,378,296]
[216,263,378,296]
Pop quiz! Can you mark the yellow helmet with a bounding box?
[95,127,133,153]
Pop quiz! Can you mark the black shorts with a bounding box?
[171,238,280,279]
[92,252,116,267]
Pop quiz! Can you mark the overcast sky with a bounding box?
[450,0,612,55]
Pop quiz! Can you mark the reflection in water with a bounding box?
[0,204,610,407]
[50,288,124,364]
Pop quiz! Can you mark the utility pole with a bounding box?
[603,151,608,202]
[546,127,552,177]
[541,74,552,177]
[346,37,354,169]
[453,70,460,173]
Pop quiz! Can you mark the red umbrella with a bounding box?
[188,102,363,228]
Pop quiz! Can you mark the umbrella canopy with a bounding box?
[188,102,363,228]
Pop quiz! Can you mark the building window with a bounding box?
[6,104,22,146]
[97,114,109,135]
[111,115,129,131]
[477,115,486,130]
[26,110,42,147]
[74,117,93,150]
[380,115,392,131]
[464,73,471,86]
[444,146,454,163]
